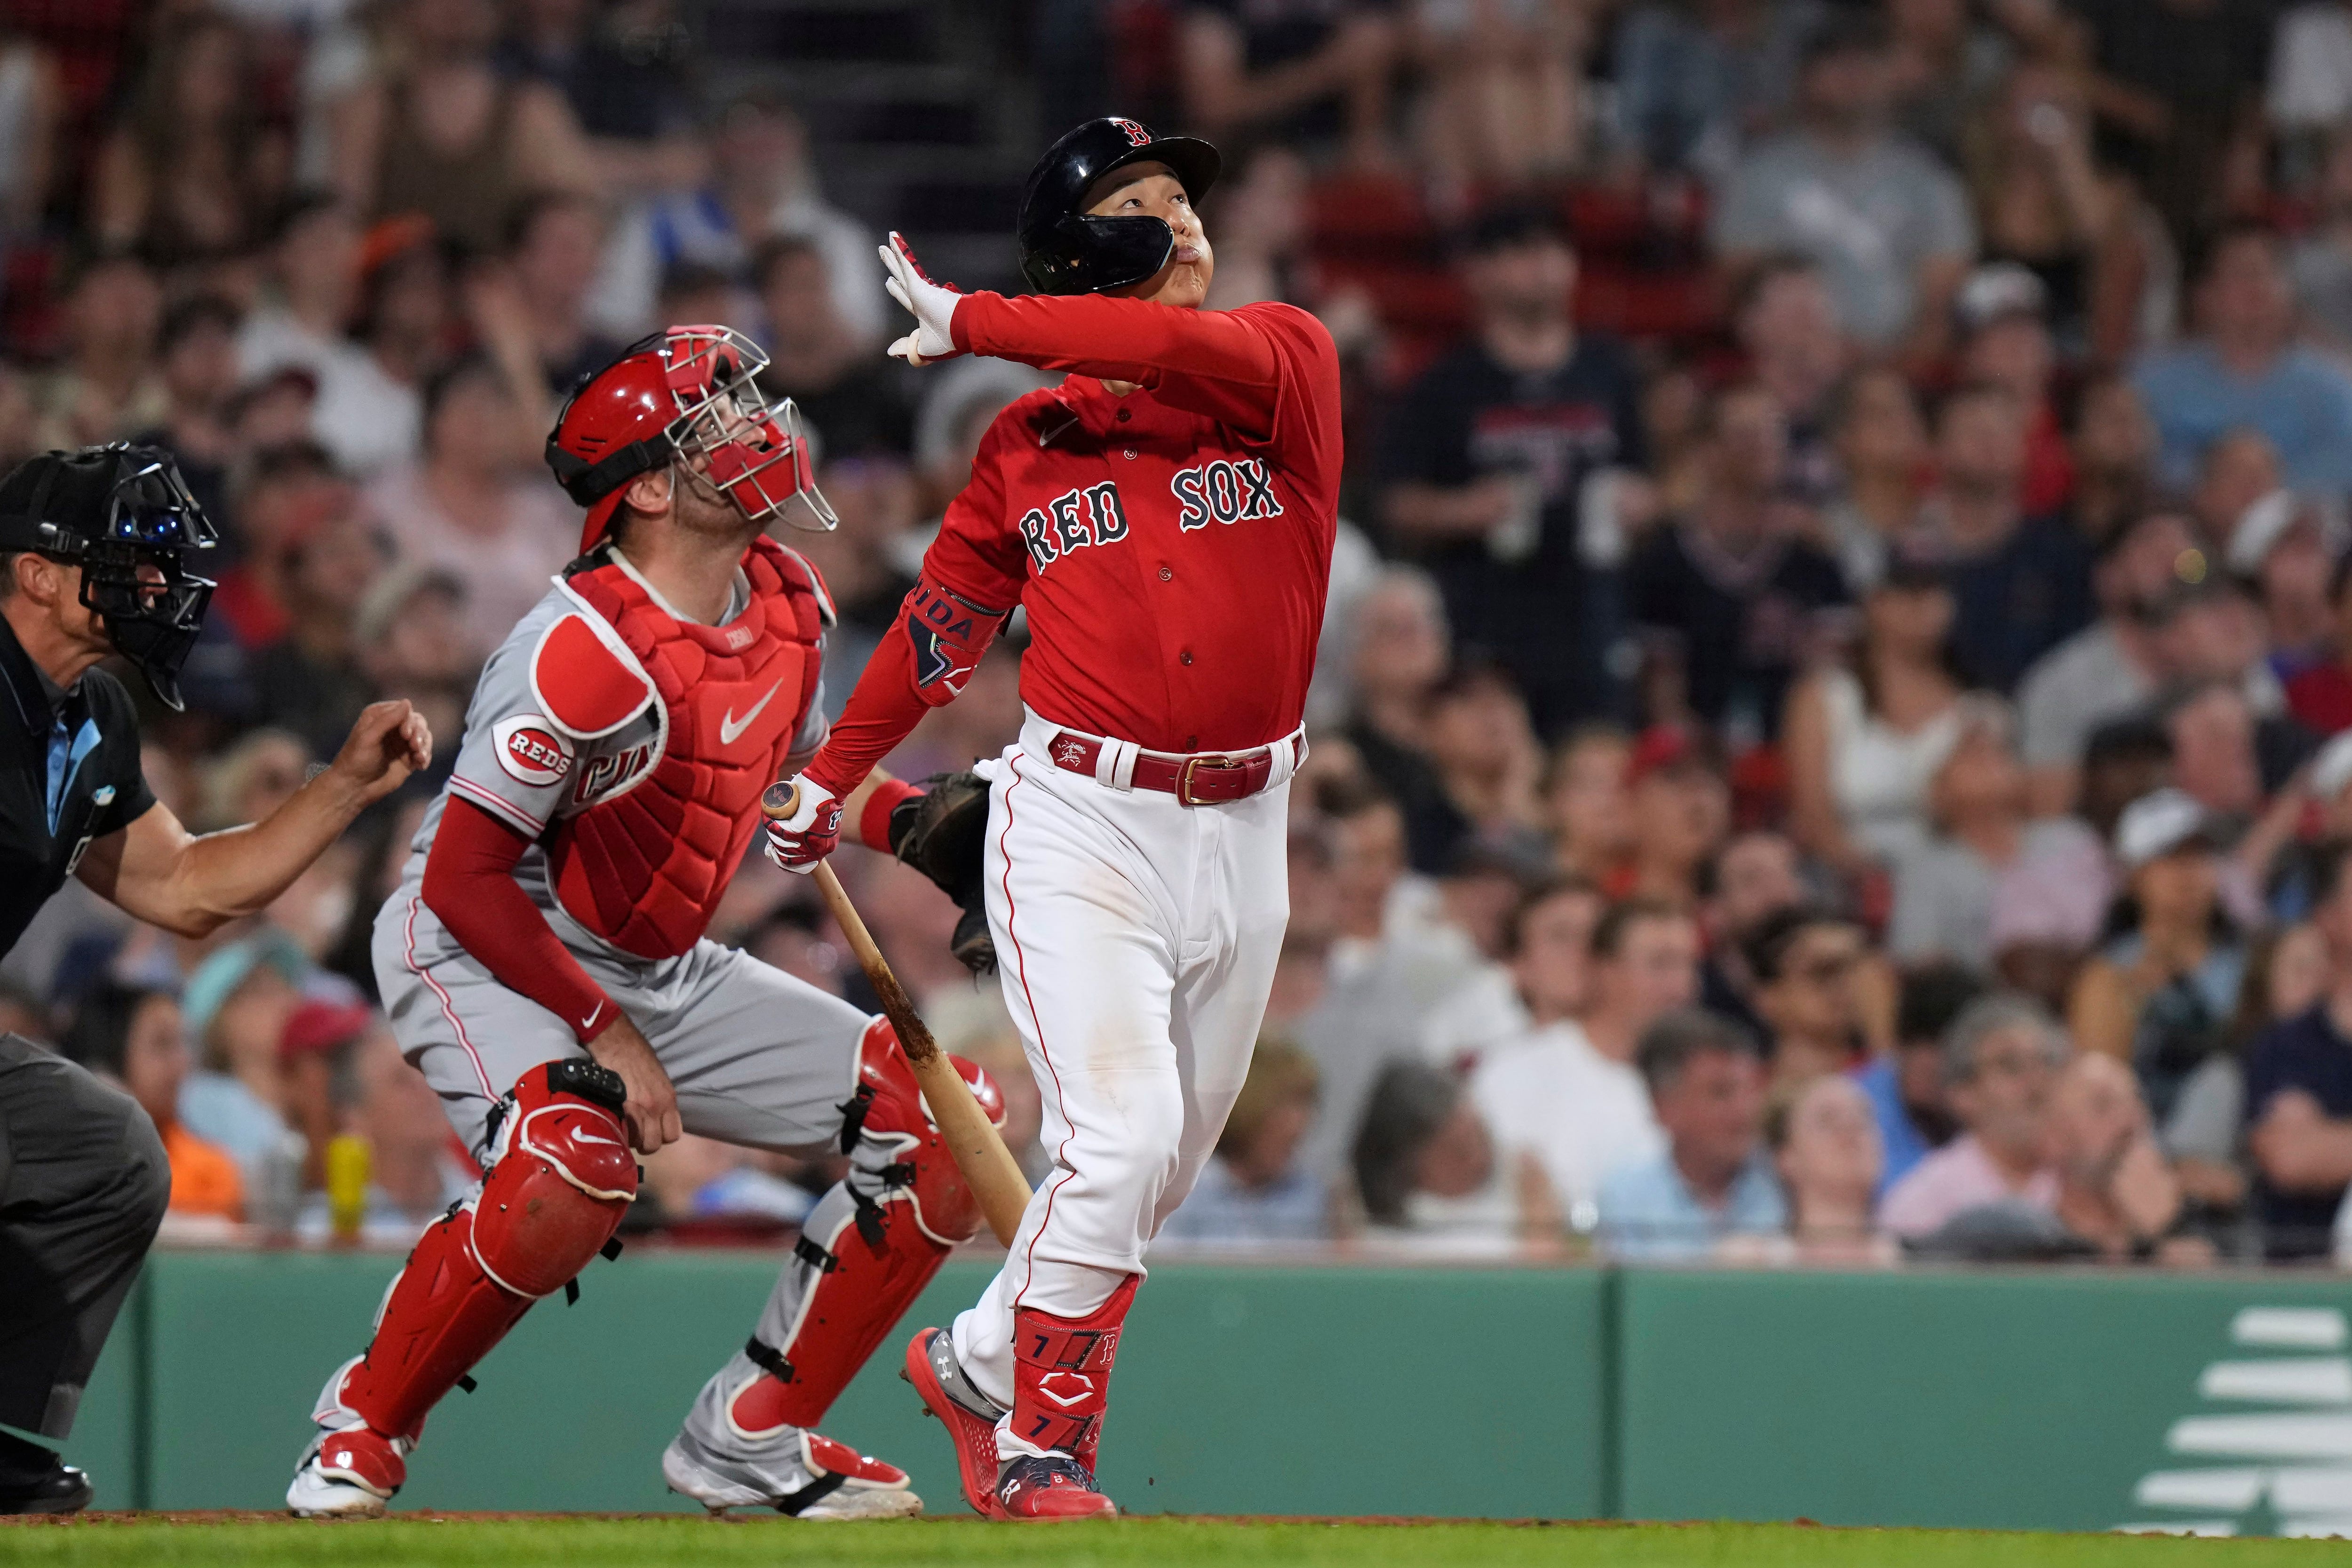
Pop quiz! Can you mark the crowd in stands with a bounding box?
[13,0,2352,1266]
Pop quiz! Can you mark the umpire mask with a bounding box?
[0,446,218,711]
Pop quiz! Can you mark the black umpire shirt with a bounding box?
[0,616,154,961]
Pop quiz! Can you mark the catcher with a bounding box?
[286,326,1006,1520]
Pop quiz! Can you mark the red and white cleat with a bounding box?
[287,1424,407,1519]
[996,1453,1118,1521]
[903,1326,1006,1519]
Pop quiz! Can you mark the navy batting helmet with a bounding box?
[1015,117,1222,296]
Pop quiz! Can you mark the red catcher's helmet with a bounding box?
[544,323,836,556]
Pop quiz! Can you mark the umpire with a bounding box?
[0,446,431,1512]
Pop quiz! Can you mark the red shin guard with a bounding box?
[1010,1275,1138,1465]
[342,1062,636,1441]
[733,1020,1004,1434]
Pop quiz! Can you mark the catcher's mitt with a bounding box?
[889,770,995,975]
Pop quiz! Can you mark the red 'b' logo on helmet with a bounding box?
[1110,118,1152,148]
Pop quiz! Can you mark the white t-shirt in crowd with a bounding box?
[1470,1020,1664,1223]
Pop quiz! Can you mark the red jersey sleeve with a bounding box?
[421,798,621,1044]
[951,295,1337,463]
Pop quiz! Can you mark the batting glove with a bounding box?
[879,233,964,366]
[764,776,843,874]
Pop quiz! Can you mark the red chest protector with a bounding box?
[529,539,830,959]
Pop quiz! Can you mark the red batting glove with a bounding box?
[763,777,843,875]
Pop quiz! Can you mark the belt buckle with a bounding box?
[1176,754,1240,807]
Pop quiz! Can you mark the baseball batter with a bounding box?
[285,326,1004,1520]
[766,117,1341,1520]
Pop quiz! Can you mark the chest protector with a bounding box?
[531,539,827,959]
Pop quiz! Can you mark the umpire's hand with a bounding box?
[584,1013,681,1154]
[327,700,434,806]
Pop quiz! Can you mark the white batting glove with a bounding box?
[763,777,842,875]
[879,233,964,366]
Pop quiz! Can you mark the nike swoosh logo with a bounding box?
[573,1129,622,1147]
[719,680,784,746]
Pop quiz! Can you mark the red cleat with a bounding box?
[997,1454,1117,1520]
[903,1327,1006,1519]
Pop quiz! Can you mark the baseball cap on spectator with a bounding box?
[1953,262,2048,338]
[279,997,375,1063]
[2113,787,2222,869]
[2225,489,2348,578]
[181,930,311,1045]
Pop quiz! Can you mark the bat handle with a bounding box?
[761,780,803,822]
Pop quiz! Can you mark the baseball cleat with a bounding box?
[903,1325,1007,1519]
[663,1425,921,1519]
[287,1425,406,1518]
[997,1452,1118,1520]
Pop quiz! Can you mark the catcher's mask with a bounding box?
[0,445,218,711]
[545,323,836,556]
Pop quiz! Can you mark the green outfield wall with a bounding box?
[45,1251,2352,1534]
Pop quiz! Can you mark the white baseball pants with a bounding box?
[948,711,1292,1430]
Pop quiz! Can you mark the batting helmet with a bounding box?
[1016,117,1222,296]
[0,445,216,711]
[545,324,835,557]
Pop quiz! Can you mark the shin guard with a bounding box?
[342,1061,636,1441]
[1008,1275,1138,1466]
[729,1019,1003,1435]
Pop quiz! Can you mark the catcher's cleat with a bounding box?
[286,1425,407,1518]
[903,1325,1007,1519]
[662,1423,921,1519]
[997,1453,1118,1521]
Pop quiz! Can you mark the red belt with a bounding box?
[1045,731,1295,806]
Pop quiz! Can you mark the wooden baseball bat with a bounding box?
[762,781,1033,1248]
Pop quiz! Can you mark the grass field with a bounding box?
[2,1515,2348,1568]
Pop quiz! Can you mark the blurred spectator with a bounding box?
[2070,0,2270,246]
[1427,873,1603,1065]
[2228,492,2340,681]
[1695,829,1803,1039]
[1467,886,1668,1225]
[1598,1009,1784,1262]
[1617,728,1730,907]
[62,985,242,1221]
[1914,383,2093,695]
[1626,385,1847,744]
[237,194,373,421]
[1732,256,1849,503]
[2045,1051,2199,1262]
[1953,265,2072,516]
[1353,1061,1526,1251]
[249,506,389,759]
[494,0,701,195]
[1161,1039,1327,1244]
[1711,11,1974,357]
[36,252,165,449]
[363,355,577,649]
[1855,961,1982,1193]
[1381,203,1644,738]
[313,220,451,477]
[2069,788,2246,1120]
[211,442,346,647]
[1417,662,1546,873]
[1341,567,1454,872]
[754,235,910,459]
[1764,1071,1892,1263]
[1784,558,1964,880]
[2016,509,2199,813]
[1409,0,1592,191]
[1542,724,1633,883]
[2161,681,2269,822]
[1609,0,1825,180]
[2166,921,2327,1229]
[504,190,624,392]
[91,10,288,264]
[1961,62,2144,366]
[2066,376,2160,549]
[1201,144,1311,313]
[2272,4,2352,157]
[1821,366,1929,590]
[176,933,309,1182]
[297,1025,472,1242]
[2135,224,2352,496]
[589,88,882,346]
[2191,429,2282,557]
[131,296,245,534]
[2287,559,2352,735]
[1880,992,2065,1241]
[909,358,1057,522]
[2245,838,2352,1258]
[357,562,483,774]
[2287,125,2352,352]
[1744,905,1867,1090]
[333,0,599,253]
[1178,0,1399,167]
[0,30,59,240]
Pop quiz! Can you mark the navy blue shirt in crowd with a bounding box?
[2243,1003,2352,1259]
[1944,513,2095,694]
[1625,524,1849,743]
[1379,331,1646,737]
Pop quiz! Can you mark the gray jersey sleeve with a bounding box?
[443,596,650,836]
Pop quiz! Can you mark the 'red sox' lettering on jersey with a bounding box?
[1169,458,1282,533]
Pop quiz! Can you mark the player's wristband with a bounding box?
[860,778,923,855]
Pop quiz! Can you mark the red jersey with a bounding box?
[810,292,1342,792]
